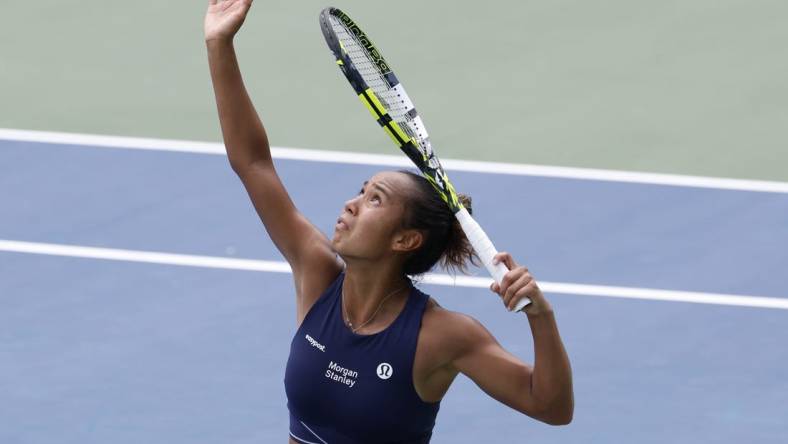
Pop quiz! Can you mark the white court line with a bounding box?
[2,128,788,194]
[2,239,786,310]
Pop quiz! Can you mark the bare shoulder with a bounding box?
[413,296,502,401]
[422,297,491,337]
[421,297,450,329]
[419,297,495,363]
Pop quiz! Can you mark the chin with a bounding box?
[330,241,353,263]
[330,236,343,252]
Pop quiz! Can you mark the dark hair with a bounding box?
[399,170,479,276]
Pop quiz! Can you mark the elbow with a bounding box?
[525,398,574,426]
[543,407,573,426]
[228,156,251,175]
[229,157,273,178]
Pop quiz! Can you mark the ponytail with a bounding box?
[399,171,479,276]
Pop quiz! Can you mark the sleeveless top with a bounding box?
[285,272,440,444]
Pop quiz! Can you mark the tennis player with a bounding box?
[205,1,573,443]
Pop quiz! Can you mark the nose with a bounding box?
[343,194,359,215]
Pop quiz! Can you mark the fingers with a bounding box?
[489,264,539,312]
[508,280,538,311]
[498,265,527,295]
[211,0,252,10]
[490,264,527,295]
[492,251,518,271]
[502,273,532,309]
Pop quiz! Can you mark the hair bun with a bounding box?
[441,193,479,274]
[400,171,479,276]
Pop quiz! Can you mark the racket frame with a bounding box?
[320,7,530,311]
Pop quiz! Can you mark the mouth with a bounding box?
[335,217,349,231]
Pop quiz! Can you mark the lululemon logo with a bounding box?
[376,362,393,380]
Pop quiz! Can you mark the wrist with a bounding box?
[206,36,235,48]
[525,308,559,342]
[525,306,555,320]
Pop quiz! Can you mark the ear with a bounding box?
[391,228,423,253]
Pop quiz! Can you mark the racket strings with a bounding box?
[329,16,428,156]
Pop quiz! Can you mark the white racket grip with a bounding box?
[455,208,531,312]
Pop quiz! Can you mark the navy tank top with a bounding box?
[285,272,440,444]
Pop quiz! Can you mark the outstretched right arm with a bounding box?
[205,0,341,315]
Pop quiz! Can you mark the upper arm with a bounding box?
[235,161,343,309]
[449,315,539,417]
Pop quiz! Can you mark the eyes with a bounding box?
[357,187,382,205]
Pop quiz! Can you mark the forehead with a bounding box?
[365,171,411,190]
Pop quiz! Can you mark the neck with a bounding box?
[342,261,411,326]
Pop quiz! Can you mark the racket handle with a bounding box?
[455,208,531,312]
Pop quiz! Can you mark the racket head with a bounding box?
[320,8,530,309]
[319,7,463,213]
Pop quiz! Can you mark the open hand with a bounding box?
[489,252,552,315]
[205,0,253,42]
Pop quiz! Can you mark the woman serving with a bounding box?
[205,1,573,443]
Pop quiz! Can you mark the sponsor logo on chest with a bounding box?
[325,360,358,388]
[376,362,393,380]
[305,334,325,352]
[305,334,395,389]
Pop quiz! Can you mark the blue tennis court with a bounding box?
[2,134,787,443]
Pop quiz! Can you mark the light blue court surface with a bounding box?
[1,138,787,443]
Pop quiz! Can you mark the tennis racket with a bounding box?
[320,7,530,311]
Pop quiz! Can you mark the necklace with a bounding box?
[342,283,408,334]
